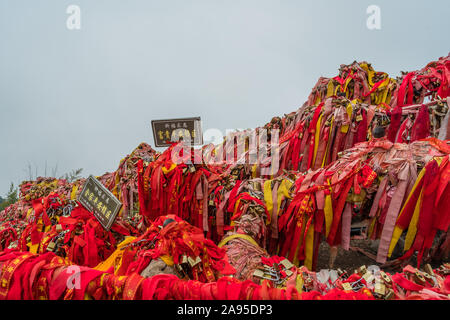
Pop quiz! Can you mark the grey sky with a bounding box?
[0,0,449,195]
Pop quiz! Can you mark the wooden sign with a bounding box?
[151,117,203,147]
[78,175,122,231]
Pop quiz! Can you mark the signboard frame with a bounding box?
[78,175,122,231]
[151,117,203,147]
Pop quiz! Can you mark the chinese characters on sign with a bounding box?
[151,117,203,147]
[78,175,122,231]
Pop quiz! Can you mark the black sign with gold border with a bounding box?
[78,175,122,231]
[151,117,203,147]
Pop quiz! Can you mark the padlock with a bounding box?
[253,269,264,278]
[187,256,201,267]
[193,256,202,267]
[380,271,392,285]
[413,272,426,285]
[384,288,395,300]
[362,272,374,284]
[374,281,386,296]
[342,282,352,291]
[280,259,294,270]
[357,265,367,276]
[422,272,434,285]
[46,241,56,252]
[175,264,187,278]
[424,264,434,276]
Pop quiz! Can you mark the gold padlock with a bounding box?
[424,264,434,276]
[280,259,294,270]
[358,265,367,276]
[374,281,386,296]
[380,271,392,285]
[253,269,264,278]
[362,271,374,283]
[342,282,352,291]
[413,272,426,285]
[384,288,395,300]
[422,272,434,284]
[46,241,56,252]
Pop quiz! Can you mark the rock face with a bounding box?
[140,258,179,278]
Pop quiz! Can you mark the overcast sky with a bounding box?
[0,0,449,195]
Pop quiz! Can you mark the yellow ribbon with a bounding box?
[403,190,424,252]
[277,180,293,214]
[324,180,333,238]
[304,221,314,270]
[295,274,304,293]
[251,164,258,178]
[360,63,375,86]
[26,208,33,220]
[29,243,39,254]
[341,101,356,133]
[263,180,274,224]
[343,76,353,96]
[326,80,335,98]
[70,184,78,200]
[218,234,260,248]
[162,163,177,174]
[322,116,334,167]
[94,236,136,272]
[160,255,174,266]
[312,113,323,167]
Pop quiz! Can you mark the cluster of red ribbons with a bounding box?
[212,138,450,270]
[109,214,236,283]
[14,193,135,268]
[221,55,449,177]
[1,249,449,300]
[306,61,396,106]
[388,155,450,266]
[1,55,450,300]
[393,54,450,108]
[0,249,301,300]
